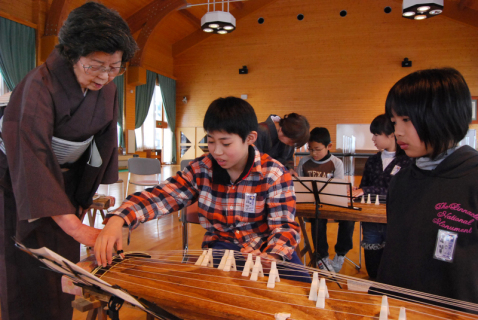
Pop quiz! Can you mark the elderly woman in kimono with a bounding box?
[0,2,138,319]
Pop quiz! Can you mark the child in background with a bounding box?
[352,114,411,279]
[95,97,308,281]
[377,68,478,308]
[297,127,351,273]
[256,113,310,175]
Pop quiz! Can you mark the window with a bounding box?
[0,71,9,96]
[135,85,172,163]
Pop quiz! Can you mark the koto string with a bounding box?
[100,253,478,314]
[93,254,478,319]
[100,270,383,319]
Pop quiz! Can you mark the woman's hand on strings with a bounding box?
[94,215,125,267]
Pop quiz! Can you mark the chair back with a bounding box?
[128,158,161,175]
[126,158,161,195]
[180,159,193,171]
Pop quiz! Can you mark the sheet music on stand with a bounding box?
[293,176,360,210]
[14,241,181,320]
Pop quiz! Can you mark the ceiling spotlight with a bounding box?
[201,0,236,34]
[402,0,443,19]
[417,6,431,11]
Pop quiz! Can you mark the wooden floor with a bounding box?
[0,165,369,320]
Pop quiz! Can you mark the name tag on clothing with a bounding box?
[244,193,256,213]
[390,165,401,176]
[434,229,458,263]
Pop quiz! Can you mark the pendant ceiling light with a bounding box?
[402,0,443,20]
[201,0,236,34]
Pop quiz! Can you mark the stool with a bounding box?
[81,195,115,227]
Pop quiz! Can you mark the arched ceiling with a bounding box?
[45,0,477,63]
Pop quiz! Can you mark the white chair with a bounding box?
[126,158,161,195]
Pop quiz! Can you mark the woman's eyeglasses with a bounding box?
[80,62,126,76]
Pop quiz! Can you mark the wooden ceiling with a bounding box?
[48,0,276,61]
[43,0,475,62]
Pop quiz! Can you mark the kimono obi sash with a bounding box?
[0,114,94,165]
[51,135,94,165]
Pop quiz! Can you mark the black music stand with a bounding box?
[293,177,361,271]
[15,241,182,320]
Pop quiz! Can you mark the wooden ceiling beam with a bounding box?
[179,9,201,27]
[232,2,244,10]
[130,0,187,66]
[441,0,478,28]
[173,0,279,57]
[458,0,473,10]
[44,0,71,36]
[126,0,163,35]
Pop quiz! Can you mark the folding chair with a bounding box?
[125,158,161,195]
[178,159,193,220]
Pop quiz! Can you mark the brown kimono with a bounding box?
[0,49,118,320]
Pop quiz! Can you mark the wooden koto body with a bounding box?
[82,252,478,320]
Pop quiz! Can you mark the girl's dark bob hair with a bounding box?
[203,97,258,142]
[279,113,310,148]
[57,2,138,64]
[385,67,472,159]
[370,114,405,156]
[370,114,394,136]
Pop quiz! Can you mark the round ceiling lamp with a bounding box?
[201,0,236,34]
[402,0,443,20]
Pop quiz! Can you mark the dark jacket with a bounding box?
[255,115,295,169]
[359,152,412,195]
[377,146,478,306]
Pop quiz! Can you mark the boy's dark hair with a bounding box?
[370,114,405,156]
[309,127,331,146]
[57,2,138,64]
[279,113,310,147]
[385,67,471,159]
[203,97,258,141]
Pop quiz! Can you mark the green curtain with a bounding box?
[0,17,35,91]
[135,70,156,129]
[157,74,177,163]
[113,74,125,148]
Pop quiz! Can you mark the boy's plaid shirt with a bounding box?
[109,147,300,259]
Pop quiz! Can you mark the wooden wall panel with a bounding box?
[174,0,478,150]
[142,33,174,78]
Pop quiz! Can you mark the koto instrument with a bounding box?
[83,249,478,320]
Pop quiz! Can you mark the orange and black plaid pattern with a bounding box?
[108,147,300,259]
